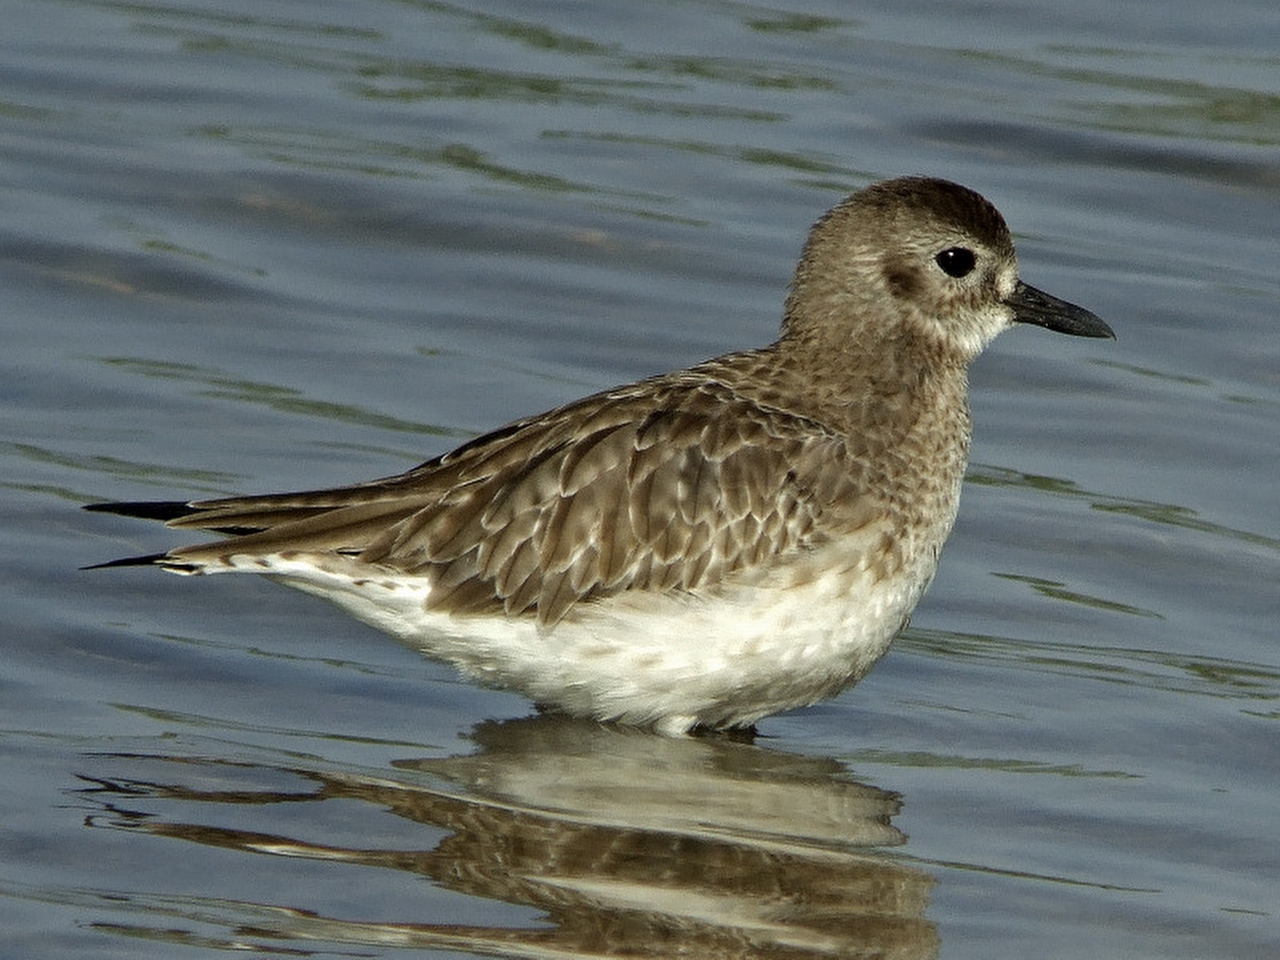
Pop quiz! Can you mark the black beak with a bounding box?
[1009,281,1115,339]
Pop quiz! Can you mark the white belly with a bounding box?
[234,538,938,735]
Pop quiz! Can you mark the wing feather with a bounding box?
[138,371,878,626]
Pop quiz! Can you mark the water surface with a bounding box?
[3,1,1278,957]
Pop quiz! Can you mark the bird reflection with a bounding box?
[78,716,938,958]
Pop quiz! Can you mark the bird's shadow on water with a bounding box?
[71,715,939,958]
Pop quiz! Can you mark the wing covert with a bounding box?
[359,381,868,625]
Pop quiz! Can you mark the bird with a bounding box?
[86,177,1114,735]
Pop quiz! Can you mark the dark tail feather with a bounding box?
[83,500,198,522]
[83,497,319,535]
[82,552,201,573]
[83,552,167,571]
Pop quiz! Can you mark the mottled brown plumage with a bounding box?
[134,372,878,626]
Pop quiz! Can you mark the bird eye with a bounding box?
[935,247,976,278]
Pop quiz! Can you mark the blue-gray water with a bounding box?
[3,2,1278,957]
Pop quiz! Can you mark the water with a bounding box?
[3,1,1278,957]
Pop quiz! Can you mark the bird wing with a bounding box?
[125,374,875,625]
